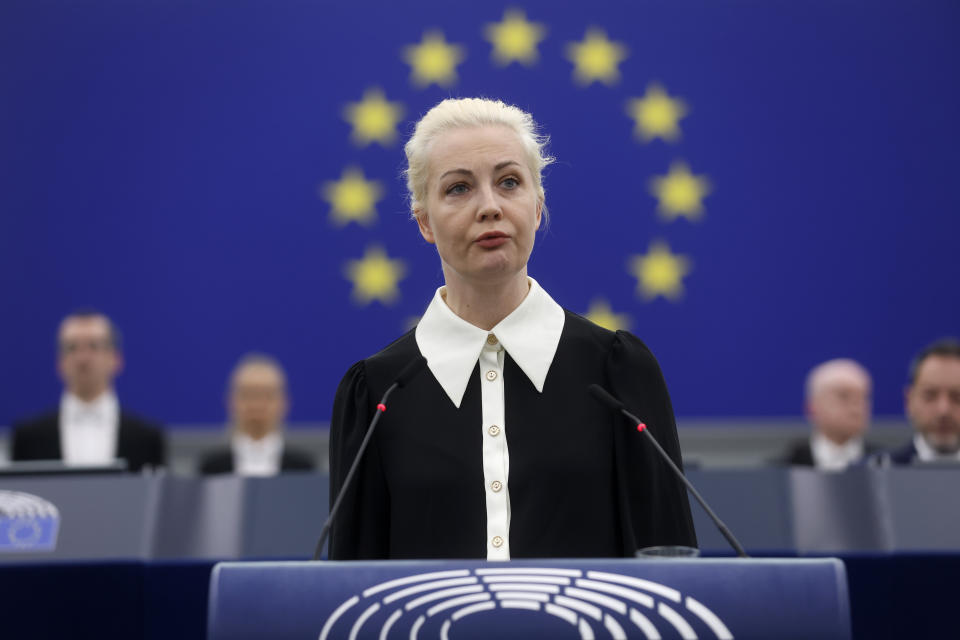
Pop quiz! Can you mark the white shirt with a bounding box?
[415,277,565,560]
[810,432,866,471]
[914,433,960,464]
[231,431,284,476]
[59,391,119,467]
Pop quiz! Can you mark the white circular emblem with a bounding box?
[319,567,733,639]
[0,490,61,552]
[8,518,43,547]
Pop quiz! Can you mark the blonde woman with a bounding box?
[329,98,695,560]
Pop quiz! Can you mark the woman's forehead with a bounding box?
[427,125,527,171]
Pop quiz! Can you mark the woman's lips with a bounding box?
[475,232,509,248]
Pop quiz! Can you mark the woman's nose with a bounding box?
[476,186,503,221]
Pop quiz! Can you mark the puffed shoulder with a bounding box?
[610,328,655,358]
[604,328,677,438]
[607,330,663,378]
[328,355,397,559]
[329,361,372,515]
[331,360,371,435]
[331,328,420,434]
[336,359,368,394]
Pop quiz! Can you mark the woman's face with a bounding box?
[416,125,542,288]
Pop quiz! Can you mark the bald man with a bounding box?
[779,359,878,470]
[198,354,315,475]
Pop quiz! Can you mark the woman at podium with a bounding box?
[329,98,696,560]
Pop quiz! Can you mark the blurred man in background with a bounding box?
[882,338,960,465]
[11,310,166,471]
[198,353,314,475]
[779,358,877,470]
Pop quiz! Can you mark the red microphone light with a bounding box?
[376,403,387,412]
[636,423,647,433]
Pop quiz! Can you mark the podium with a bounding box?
[208,558,850,639]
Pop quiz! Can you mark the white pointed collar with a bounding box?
[415,277,565,408]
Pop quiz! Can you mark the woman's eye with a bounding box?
[446,183,468,195]
[500,177,519,189]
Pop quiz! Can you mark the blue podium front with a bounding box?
[208,558,849,639]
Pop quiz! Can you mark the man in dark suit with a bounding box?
[198,354,314,475]
[11,311,165,472]
[880,338,960,465]
[779,358,878,470]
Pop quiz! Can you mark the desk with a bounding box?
[3,469,959,559]
[1,554,956,639]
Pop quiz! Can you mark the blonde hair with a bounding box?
[403,97,555,220]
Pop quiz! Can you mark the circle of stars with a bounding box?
[318,7,714,326]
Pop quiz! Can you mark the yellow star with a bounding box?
[648,161,712,221]
[320,167,383,227]
[344,245,407,305]
[484,9,547,66]
[402,30,466,87]
[584,299,631,331]
[343,88,404,147]
[628,240,692,301]
[565,27,628,86]
[626,83,688,143]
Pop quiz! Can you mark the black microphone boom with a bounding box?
[313,356,428,560]
[587,384,750,558]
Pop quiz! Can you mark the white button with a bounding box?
[485,370,498,381]
[487,334,498,345]
[488,425,501,437]
[491,481,503,492]
[492,536,504,548]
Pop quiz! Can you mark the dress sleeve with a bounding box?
[606,332,698,551]
[328,360,391,559]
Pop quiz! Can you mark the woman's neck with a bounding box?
[441,269,531,331]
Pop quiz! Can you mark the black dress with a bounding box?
[328,310,696,560]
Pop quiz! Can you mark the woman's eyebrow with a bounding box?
[440,161,520,181]
[439,168,473,180]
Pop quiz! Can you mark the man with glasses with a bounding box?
[11,310,165,471]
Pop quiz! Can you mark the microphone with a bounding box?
[312,356,428,560]
[588,384,750,558]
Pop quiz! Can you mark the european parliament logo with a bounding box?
[0,490,60,552]
[318,566,733,639]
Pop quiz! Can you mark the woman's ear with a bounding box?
[415,208,436,244]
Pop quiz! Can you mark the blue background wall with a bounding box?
[1,0,957,426]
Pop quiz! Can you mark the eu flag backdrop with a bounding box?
[1,0,957,426]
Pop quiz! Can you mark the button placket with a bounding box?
[479,343,509,560]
